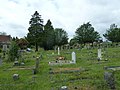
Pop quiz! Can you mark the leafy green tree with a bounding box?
[43,19,55,50]
[12,37,19,42]
[54,28,68,46]
[69,37,78,46]
[27,11,44,51]
[103,24,120,42]
[74,22,100,44]
[8,41,19,62]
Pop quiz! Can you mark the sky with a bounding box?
[0,0,120,40]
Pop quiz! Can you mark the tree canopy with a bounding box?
[27,11,44,51]
[54,28,68,46]
[74,22,100,44]
[43,19,55,50]
[103,24,120,42]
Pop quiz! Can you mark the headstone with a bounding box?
[14,61,19,66]
[60,86,68,90]
[35,57,39,69]
[98,49,102,60]
[72,52,76,63]
[33,57,40,74]
[20,62,25,66]
[2,44,7,52]
[104,72,115,89]
[58,47,60,55]
[13,74,19,80]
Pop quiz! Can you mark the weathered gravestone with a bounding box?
[2,44,7,52]
[104,72,115,89]
[13,58,19,66]
[20,62,25,66]
[33,57,40,74]
[58,47,60,55]
[71,52,76,63]
[14,61,19,66]
[2,44,7,57]
[60,86,68,90]
[13,74,19,80]
[98,49,102,61]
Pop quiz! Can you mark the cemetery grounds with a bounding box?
[0,47,120,90]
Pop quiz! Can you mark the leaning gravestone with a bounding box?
[104,72,115,89]
[72,52,76,63]
[98,49,102,60]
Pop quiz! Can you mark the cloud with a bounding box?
[8,23,25,29]
[0,0,120,40]
[8,0,19,4]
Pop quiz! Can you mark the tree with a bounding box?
[103,24,120,42]
[74,22,100,44]
[27,11,44,51]
[54,28,68,46]
[8,41,19,62]
[43,19,55,50]
[12,37,19,42]
[69,37,78,46]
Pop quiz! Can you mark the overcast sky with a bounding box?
[0,0,120,39]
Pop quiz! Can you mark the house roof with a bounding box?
[0,35,11,43]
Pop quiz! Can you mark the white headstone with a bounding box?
[58,47,60,55]
[98,49,102,60]
[60,86,68,90]
[72,52,76,63]
[3,45,7,51]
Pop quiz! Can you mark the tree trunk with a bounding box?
[35,42,38,52]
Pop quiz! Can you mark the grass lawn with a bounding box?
[0,47,120,90]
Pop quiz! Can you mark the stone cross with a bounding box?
[72,52,76,63]
[98,49,102,60]
[58,47,60,55]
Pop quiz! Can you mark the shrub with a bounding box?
[7,41,19,62]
